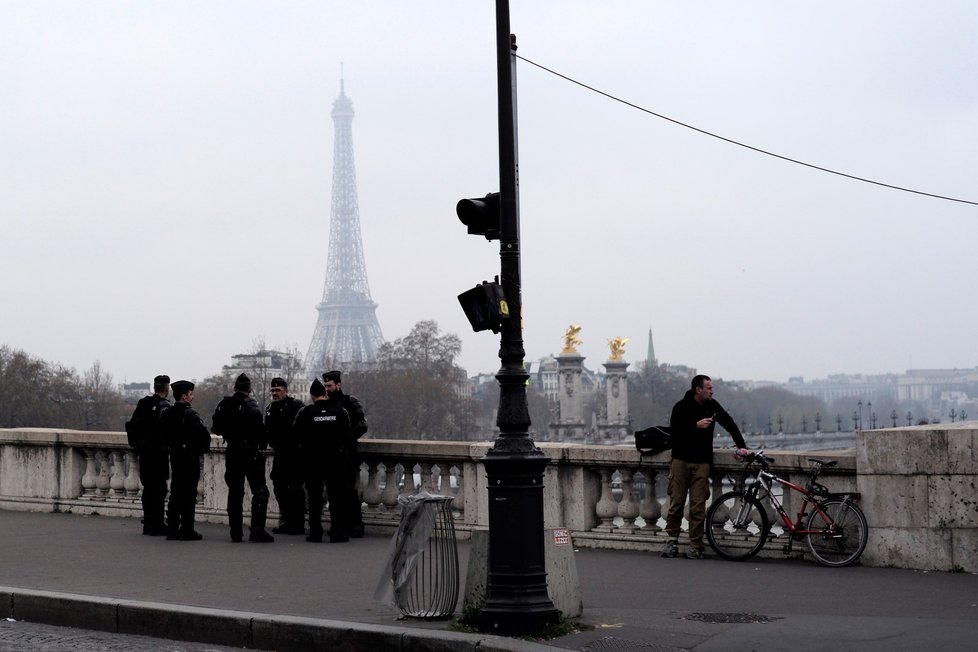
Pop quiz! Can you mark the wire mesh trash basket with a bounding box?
[376,492,459,619]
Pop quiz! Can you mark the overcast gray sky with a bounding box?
[2,1,976,387]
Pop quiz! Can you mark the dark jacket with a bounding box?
[126,394,171,452]
[330,390,367,440]
[161,402,212,457]
[265,395,304,453]
[669,389,746,464]
[212,392,265,449]
[294,399,352,474]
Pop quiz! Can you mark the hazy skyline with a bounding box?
[2,2,976,387]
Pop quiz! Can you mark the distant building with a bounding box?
[119,382,151,404]
[224,350,305,392]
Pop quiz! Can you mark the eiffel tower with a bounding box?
[304,77,384,374]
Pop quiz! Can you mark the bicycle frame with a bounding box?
[755,469,856,537]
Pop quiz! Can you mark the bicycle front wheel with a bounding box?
[806,499,868,567]
[706,491,769,561]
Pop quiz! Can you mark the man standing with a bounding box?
[295,378,352,543]
[662,374,748,560]
[212,373,274,543]
[323,370,367,538]
[265,377,304,535]
[160,380,211,541]
[126,374,171,536]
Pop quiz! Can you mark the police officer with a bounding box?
[212,373,274,543]
[264,377,304,535]
[322,370,367,538]
[160,380,211,541]
[295,378,352,543]
[126,374,171,536]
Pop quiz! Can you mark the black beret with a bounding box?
[171,380,194,395]
[153,375,170,385]
[270,377,287,389]
[322,370,342,383]
[310,378,326,396]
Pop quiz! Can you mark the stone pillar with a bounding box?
[601,359,630,441]
[553,353,585,441]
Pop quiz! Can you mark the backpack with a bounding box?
[635,425,673,456]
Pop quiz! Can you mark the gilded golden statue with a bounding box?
[561,324,583,354]
[608,336,629,361]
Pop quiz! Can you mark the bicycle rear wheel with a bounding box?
[806,499,868,567]
[706,491,769,561]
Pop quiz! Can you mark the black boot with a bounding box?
[229,507,244,543]
[248,498,274,543]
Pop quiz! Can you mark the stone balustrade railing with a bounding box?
[1,425,975,571]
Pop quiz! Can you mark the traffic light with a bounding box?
[458,280,509,333]
[456,192,500,240]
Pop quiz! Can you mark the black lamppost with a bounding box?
[815,412,821,433]
[777,414,784,433]
[868,401,873,429]
[801,415,808,433]
[891,409,898,428]
[475,1,559,635]
[858,400,863,431]
[907,411,913,426]
[852,411,858,432]
[950,408,957,423]
[836,413,842,432]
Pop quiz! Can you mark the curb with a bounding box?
[0,586,555,652]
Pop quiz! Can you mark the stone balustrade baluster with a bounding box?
[419,461,434,493]
[592,467,618,532]
[380,460,400,512]
[617,467,640,534]
[403,462,419,495]
[109,450,126,498]
[362,460,382,513]
[124,451,141,498]
[637,469,660,533]
[95,450,111,498]
[81,448,98,498]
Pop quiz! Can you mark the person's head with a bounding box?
[171,380,195,403]
[153,374,170,398]
[310,378,327,401]
[322,370,342,395]
[234,373,252,394]
[270,377,288,402]
[691,374,713,403]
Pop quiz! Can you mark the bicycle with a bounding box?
[705,450,868,567]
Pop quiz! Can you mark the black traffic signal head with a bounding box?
[456,192,500,240]
[458,281,509,333]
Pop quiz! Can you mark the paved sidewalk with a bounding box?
[1,510,976,651]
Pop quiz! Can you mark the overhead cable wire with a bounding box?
[516,54,978,207]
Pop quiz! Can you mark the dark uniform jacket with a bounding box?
[331,390,367,440]
[294,399,352,474]
[669,389,746,464]
[265,396,304,454]
[126,394,171,452]
[212,392,265,450]
[160,403,212,456]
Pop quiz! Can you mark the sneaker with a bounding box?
[661,541,679,558]
[684,547,704,559]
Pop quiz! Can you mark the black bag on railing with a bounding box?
[634,426,673,456]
